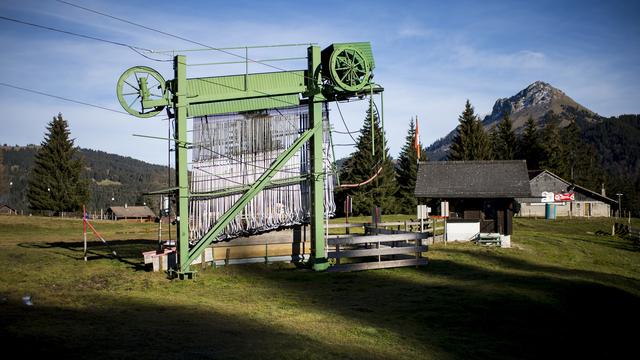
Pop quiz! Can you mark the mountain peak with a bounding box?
[482,81,589,127]
[426,81,599,160]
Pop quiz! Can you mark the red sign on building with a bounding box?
[554,192,575,201]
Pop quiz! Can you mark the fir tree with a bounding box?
[449,100,492,160]
[492,111,517,160]
[27,113,89,213]
[562,120,606,190]
[337,108,397,216]
[517,116,542,170]
[539,121,568,179]
[0,151,7,198]
[395,118,419,214]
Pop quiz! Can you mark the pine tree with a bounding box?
[337,108,397,216]
[395,118,419,214]
[562,120,606,190]
[492,111,517,160]
[449,100,492,160]
[0,151,7,198]
[539,121,568,179]
[517,116,542,170]
[27,113,89,213]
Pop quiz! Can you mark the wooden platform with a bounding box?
[142,223,433,272]
[143,226,310,272]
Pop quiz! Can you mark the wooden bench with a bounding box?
[476,233,501,246]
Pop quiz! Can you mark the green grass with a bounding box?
[1,215,639,359]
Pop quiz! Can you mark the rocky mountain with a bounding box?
[482,81,597,129]
[426,81,599,160]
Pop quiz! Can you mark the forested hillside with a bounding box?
[582,114,640,216]
[0,145,172,214]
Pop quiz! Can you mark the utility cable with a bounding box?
[0,15,171,62]
[339,166,383,188]
[0,81,128,115]
[335,101,359,144]
[331,129,361,135]
[56,0,314,83]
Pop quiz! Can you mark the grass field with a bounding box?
[1,215,639,359]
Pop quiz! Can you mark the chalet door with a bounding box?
[481,200,497,233]
[480,220,495,233]
[585,203,591,217]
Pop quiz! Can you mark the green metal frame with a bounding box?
[116,43,379,277]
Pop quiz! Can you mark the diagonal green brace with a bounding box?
[184,121,322,268]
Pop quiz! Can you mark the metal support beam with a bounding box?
[308,45,329,271]
[174,55,193,278]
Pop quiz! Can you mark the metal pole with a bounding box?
[370,84,375,156]
[157,196,163,252]
[83,205,87,262]
[308,45,328,271]
[616,193,623,218]
[174,55,192,278]
[244,46,249,91]
[381,90,385,160]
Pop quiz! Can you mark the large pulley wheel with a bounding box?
[116,66,167,118]
[329,47,370,92]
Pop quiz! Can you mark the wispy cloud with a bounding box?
[0,0,638,164]
[448,46,547,70]
[395,22,433,39]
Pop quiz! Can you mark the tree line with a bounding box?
[448,99,607,193]
[0,114,170,215]
[335,109,424,216]
[337,99,636,217]
[2,105,636,217]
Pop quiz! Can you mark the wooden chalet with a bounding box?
[415,160,532,238]
[106,205,156,222]
[0,204,17,215]
[517,170,618,217]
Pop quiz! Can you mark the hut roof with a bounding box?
[415,160,532,198]
[107,206,156,218]
[0,204,16,212]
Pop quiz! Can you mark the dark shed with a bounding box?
[415,160,531,235]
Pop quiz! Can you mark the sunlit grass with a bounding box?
[0,215,639,359]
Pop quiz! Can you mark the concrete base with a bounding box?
[500,235,511,248]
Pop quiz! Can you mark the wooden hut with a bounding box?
[415,160,531,243]
[517,170,617,217]
[0,204,17,215]
[106,205,156,222]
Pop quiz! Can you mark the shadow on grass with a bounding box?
[1,295,390,360]
[436,247,640,291]
[5,242,640,359]
[225,254,640,360]
[18,239,157,272]
[572,233,639,252]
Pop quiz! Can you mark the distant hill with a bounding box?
[0,145,173,213]
[426,81,599,160]
[582,114,640,214]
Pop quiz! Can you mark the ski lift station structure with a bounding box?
[117,42,397,278]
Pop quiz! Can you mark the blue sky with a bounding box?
[1,0,639,165]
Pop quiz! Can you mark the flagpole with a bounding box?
[415,115,421,162]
